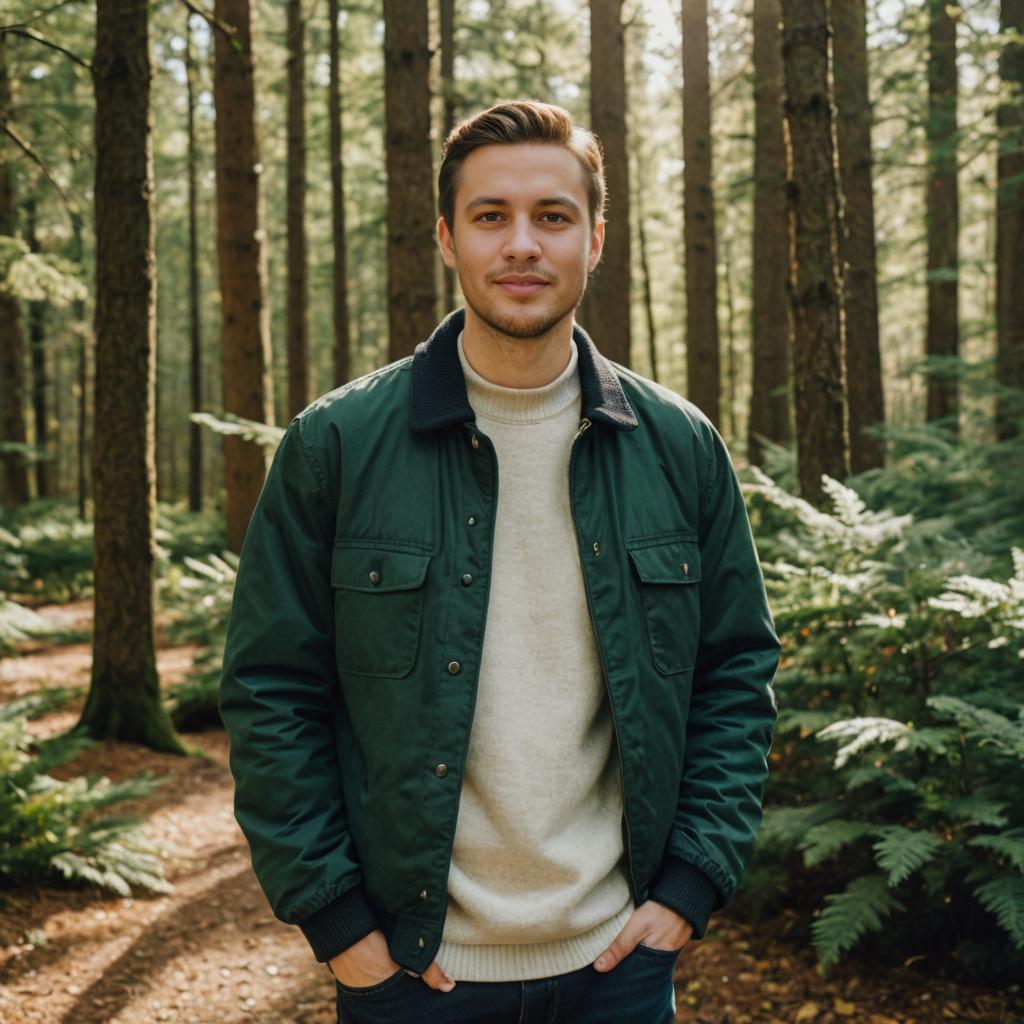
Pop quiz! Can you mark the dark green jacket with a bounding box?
[219,308,780,973]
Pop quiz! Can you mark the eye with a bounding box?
[541,212,569,223]
[475,211,503,223]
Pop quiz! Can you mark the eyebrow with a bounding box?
[464,195,583,217]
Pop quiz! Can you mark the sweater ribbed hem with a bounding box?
[433,900,635,982]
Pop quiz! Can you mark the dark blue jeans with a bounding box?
[335,943,681,1024]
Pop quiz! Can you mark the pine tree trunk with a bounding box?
[996,0,1024,439]
[70,203,90,520]
[925,0,960,431]
[0,35,30,509]
[213,0,274,552]
[833,0,885,471]
[186,16,203,512]
[286,0,309,417]
[780,0,850,505]
[749,0,793,467]
[383,0,437,361]
[681,0,721,422]
[328,0,351,388]
[24,196,51,498]
[78,0,184,753]
[440,0,457,315]
[588,0,632,367]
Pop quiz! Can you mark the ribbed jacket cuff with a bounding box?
[298,885,381,963]
[647,856,720,940]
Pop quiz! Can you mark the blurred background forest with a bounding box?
[1,0,1024,1020]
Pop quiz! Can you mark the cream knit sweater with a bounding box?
[433,331,634,982]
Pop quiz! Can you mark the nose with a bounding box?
[501,214,542,262]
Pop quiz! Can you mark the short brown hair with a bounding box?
[438,100,606,232]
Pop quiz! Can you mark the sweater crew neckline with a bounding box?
[457,330,581,425]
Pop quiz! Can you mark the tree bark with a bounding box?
[328,0,352,388]
[286,0,309,417]
[833,0,885,470]
[213,0,274,552]
[186,16,203,512]
[681,0,721,422]
[383,0,437,361]
[996,0,1024,439]
[749,0,793,466]
[24,196,51,498]
[780,0,850,505]
[924,0,960,432]
[78,0,184,752]
[588,0,632,367]
[440,0,457,315]
[0,34,30,508]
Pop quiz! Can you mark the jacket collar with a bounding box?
[409,307,638,433]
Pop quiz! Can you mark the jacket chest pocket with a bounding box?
[626,536,701,675]
[330,542,432,679]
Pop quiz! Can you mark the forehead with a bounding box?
[455,143,589,207]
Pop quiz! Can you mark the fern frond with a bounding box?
[872,827,945,885]
[800,820,878,868]
[817,717,911,767]
[972,873,1024,949]
[968,830,1024,873]
[812,874,905,968]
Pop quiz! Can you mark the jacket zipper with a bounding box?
[567,415,638,904]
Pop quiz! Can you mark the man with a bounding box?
[219,100,780,1024]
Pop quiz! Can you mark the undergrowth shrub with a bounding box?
[741,469,1024,985]
[0,696,172,899]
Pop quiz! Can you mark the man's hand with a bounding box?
[329,929,456,992]
[593,900,694,972]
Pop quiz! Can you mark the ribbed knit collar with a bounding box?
[456,330,581,425]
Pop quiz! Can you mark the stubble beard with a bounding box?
[462,268,590,342]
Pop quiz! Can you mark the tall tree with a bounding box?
[0,33,30,508]
[924,0,960,432]
[440,0,457,315]
[780,0,850,505]
[383,0,437,361]
[328,0,352,387]
[681,0,721,422]
[185,15,203,512]
[749,0,793,466]
[833,0,885,470]
[77,0,184,751]
[24,195,51,498]
[213,0,274,552]
[588,0,632,367]
[996,0,1024,440]
[286,0,309,417]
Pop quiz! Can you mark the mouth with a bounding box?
[493,275,550,297]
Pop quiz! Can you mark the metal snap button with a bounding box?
[419,889,428,901]
[447,660,461,675]
[461,573,473,586]
[467,516,476,526]
[470,434,480,450]
[369,570,381,586]
[435,763,448,777]
[681,563,689,575]
[592,541,601,557]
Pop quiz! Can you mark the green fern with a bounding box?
[812,874,906,968]
[800,820,877,868]
[968,829,1024,873]
[971,873,1024,949]
[872,826,945,886]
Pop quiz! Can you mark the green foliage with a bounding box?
[0,600,60,655]
[0,698,172,899]
[742,457,1024,983]
[0,500,94,602]
[189,411,284,451]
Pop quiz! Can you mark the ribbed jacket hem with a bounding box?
[297,884,381,963]
[433,901,635,982]
[647,856,719,940]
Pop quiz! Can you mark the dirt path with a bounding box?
[0,604,1020,1023]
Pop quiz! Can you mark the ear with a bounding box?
[588,218,605,273]
[437,216,457,269]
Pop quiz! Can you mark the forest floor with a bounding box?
[0,601,1021,1024]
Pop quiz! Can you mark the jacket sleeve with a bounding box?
[649,420,780,938]
[218,413,380,963]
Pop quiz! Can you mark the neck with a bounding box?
[460,305,575,388]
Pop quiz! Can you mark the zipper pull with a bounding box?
[573,416,592,442]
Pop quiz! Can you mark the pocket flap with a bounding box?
[331,543,431,592]
[626,539,701,584]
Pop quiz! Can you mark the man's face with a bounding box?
[437,143,605,340]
